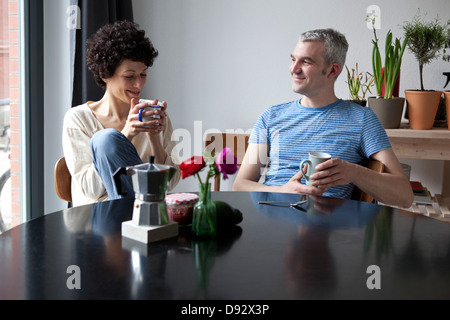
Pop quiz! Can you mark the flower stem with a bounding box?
[196,172,204,188]
[193,173,216,236]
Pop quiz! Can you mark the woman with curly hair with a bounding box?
[62,20,180,207]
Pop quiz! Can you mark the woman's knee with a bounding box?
[91,128,128,157]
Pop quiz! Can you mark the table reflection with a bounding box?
[249,193,380,298]
[1,191,449,300]
[250,192,382,229]
[63,195,243,299]
[63,195,134,235]
[285,225,336,299]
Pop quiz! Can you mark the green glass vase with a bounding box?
[192,238,217,298]
[192,183,216,236]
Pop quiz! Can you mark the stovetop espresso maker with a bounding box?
[114,156,178,243]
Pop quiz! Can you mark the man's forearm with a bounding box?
[232,178,281,193]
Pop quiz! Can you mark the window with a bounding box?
[0,0,43,231]
[0,0,15,232]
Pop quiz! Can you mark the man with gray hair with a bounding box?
[233,28,413,208]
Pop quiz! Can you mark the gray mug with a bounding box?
[299,152,331,186]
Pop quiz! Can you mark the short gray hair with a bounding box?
[299,29,349,76]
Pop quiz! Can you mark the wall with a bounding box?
[43,0,450,214]
[132,0,450,195]
[44,0,74,214]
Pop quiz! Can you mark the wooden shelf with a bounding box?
[407,194,450,224]
[385,125,450,200]
[386,127,450,139]
[383,195,450,224]
[385,126,450,160]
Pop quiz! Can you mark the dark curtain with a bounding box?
[72,0,134,107]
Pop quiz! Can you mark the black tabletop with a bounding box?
[1,191,450,301]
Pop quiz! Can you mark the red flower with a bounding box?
[180,156,206,179]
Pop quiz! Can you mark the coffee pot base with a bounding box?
[122,220,178,244]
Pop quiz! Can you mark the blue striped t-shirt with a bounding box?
[249,99,391,199]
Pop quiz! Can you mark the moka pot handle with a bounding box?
[113,167,130,196]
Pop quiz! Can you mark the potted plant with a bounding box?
[402,10,448,130]
[366,14,408,129]
[345,63,374,106]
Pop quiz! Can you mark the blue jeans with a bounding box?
[90,128,143,200]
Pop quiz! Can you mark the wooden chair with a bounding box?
[204,132,383,203]
[54,157,72,203]
[204,132,250,191]
[351,158,384,204]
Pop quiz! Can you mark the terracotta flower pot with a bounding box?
[445,91,450,130]
[405,90,443,130]
[367,97,405,129]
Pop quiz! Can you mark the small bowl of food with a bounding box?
[165,193,199,225]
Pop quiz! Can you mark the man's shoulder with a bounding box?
[263,100,298,114]
[335,100,374,118]
[271,100,298,109]
[253,100,297,128]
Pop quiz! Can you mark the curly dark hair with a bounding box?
[86,20,159,89]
